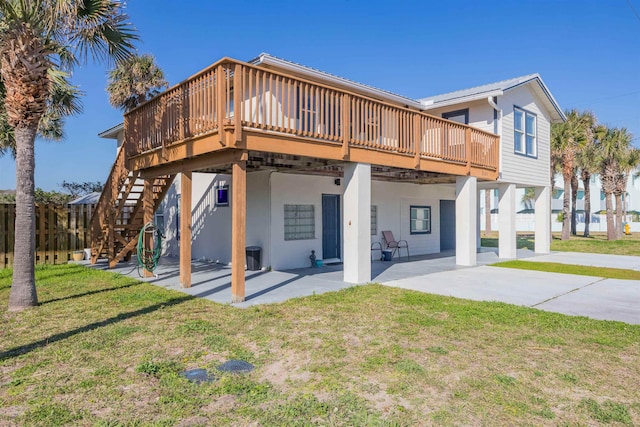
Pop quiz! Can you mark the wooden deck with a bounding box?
[124,57,500,180]
[96,56,501,302]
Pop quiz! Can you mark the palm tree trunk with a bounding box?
[8,125,38,311]
[615,193,623,239]
[571,174,578,235]
[562,173,571,240]
[582,174,591,237]
[485,189,491,236]
[605,192,616,240]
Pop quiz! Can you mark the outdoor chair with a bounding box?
[381,230,409,260]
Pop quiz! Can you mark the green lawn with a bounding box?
[481,232,640,256]
[1,264,640,426]
[492,260,640,280]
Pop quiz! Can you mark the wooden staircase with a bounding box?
[90,146,175,268]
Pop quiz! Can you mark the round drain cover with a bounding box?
[217,360,254,373]
[179,368,215,383]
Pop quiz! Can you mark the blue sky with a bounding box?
[1,0,639,191]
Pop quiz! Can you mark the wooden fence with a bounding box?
[0,203,95,269]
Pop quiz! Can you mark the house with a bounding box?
[93,53,564,302]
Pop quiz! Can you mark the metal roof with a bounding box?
[249,53,425,109]
[418,74,566,122]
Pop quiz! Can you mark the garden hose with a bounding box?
[137,222,163,277]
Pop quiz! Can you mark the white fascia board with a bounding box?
[98,123,124,139]
[420,89,504,110]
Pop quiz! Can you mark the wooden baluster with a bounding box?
[216,65,225,144]
[341,94,350,158]
[233,64,243,145]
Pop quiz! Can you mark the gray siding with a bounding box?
[498,86,551,187]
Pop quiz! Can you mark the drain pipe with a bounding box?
[487,96,502,179]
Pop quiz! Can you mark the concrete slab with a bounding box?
[536,279,640,324]
[87,249,640,325]
[382,266,599,307]
[524,251,640,271]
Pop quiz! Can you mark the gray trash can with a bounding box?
[246,246,262,271]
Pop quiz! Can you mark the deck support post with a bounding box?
[498,183,517,259]
[343,162,371,284]
[180,171,192,288]
[143,178,154,277]
[231,153,247,302]
[455,176,477,266]
[534,186,551,254]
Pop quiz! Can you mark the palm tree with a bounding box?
[521,187,535,210]
[107,54,167,111]
[552,109,596,240]
[614,143,639,238]
[598,128,634,240]
[0,0,137,311]
[570,172,579,235]
[576,127,602,237]
[0,69,82,157]
[552,110,590,240]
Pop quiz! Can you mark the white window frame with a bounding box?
[410,205,431,235]
[513,106,537,158]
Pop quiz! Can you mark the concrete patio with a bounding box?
[90,248,525,308]
[87,249,640,324]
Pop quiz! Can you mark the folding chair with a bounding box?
[381,230,409,260]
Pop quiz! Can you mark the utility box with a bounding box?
[245,246,262,271]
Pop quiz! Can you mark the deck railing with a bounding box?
[124,58,499,173]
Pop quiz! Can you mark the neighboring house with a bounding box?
[69,192,101,205]
[95,53,564,302]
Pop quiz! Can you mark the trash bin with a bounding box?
[382,250,393,261]
[245,246,262,271]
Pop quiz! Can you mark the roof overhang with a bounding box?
[420,89,504,110]
[98,123,124,139]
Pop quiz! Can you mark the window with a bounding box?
[410,205,431,234]
[284,204,315,240]
[155,212,164,233]
[216,184,229,207]
[371,205,378,236]
[513,107,536,157]
[442,108,469,125]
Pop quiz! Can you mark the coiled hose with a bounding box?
[137,222,163,277]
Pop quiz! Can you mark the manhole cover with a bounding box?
[179,368,215,384]
[217,360,254,373]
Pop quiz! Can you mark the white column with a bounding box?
[498,183,517,259]
[343,163,371,283]
[476,189,482,249]
[535,186,551,253]
[456,176,477,266]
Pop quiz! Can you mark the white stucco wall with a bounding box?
[268,173,339,270]
[157,170,472,271]
[371,181,455,255]
[160,172,232,263]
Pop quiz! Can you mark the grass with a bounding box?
[0,264,639,425]
[481,231,640,256]
[492,260,640,280]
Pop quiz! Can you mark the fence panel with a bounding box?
[0,203,96,269]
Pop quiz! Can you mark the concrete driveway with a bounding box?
[383,252,640,325]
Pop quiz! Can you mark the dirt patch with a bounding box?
[202,394,237,413]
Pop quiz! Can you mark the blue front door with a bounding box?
[322,194,341,259]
